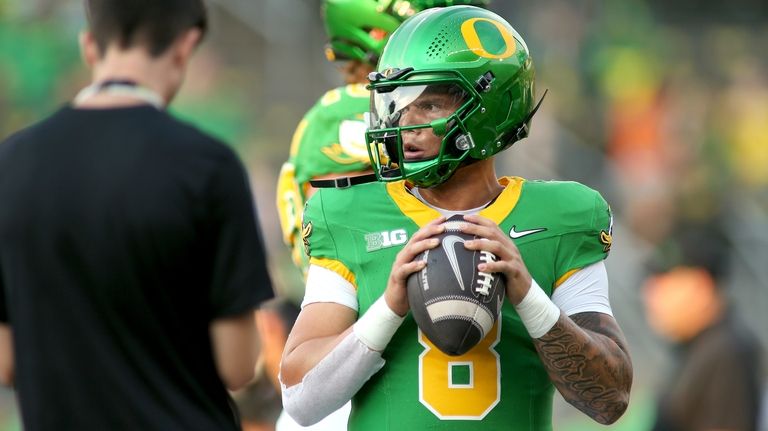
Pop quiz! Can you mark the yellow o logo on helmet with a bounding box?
[460,18,517,60]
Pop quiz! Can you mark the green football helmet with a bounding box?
[322,0,402,64]
[322,0,491,65]
[378,0,491,21]
[365,6,541,188]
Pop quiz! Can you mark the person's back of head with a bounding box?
[84,0,207,57]
[78,0,208,107]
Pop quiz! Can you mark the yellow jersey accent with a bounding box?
[301,222,313,256]
[320,143,370,165]
[346,84,369,98]
[386,176,525,227]
[276,162,302,245]
[419,322,501,419]
[386,181,442,227]
[320,89,342,106]
[289,119,308,157]
[479,176,524,224]
[554,268,579,289]
[600,230,613,253]
[310,257,357,288]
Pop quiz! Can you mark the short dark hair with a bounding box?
[84,0,208,57]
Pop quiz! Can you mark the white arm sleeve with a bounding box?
[301,264,358,311]
[550,261,613,316]
[280,332,384,426]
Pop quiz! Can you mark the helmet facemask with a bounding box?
[366,70,480,187]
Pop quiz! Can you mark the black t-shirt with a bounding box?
[0,105,273,430]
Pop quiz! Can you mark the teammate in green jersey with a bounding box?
[281,6,632,430]
[275,0,391,274]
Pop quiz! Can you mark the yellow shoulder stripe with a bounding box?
[346,84,369,98]
[289,119,308,157]
[320,89,341,106]
[309,257,357,289]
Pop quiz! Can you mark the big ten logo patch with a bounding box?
[365,229,408,252]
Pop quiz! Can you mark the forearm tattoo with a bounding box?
[532,312,633,425]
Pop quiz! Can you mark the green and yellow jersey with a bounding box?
[277,84,371,274]
[302,177,613,431]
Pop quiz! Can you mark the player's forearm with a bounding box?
[532,312,632,425]
[280,331,386,426]
[281,329,353,387]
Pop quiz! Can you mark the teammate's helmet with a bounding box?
[322,0,402,64]
[379,0,490,21]
[365,6,539,188]
[323,0,491,65]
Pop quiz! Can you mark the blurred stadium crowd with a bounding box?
[0,0,766,430]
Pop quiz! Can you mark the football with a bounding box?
[406,216,506,356]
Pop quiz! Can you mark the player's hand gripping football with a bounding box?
[383,216,446,317]
[460,214,533,305]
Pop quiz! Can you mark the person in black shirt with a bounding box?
[0,1,273,430]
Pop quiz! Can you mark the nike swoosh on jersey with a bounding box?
[509,226,547,239]
[442,235,466,291]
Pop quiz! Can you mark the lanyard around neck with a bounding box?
[74,79,164,109]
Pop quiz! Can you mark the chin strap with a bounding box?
[309,173,379,189]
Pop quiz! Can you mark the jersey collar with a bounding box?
[386,176,525,227]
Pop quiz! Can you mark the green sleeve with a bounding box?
[554,189,613,280]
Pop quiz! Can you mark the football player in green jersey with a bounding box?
[272,2,490,430]
[277,0,490,275]
[281,5,633,430]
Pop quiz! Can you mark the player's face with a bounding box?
[399,91,463,160]
[370,83,466,161]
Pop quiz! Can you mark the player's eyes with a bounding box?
[418,102,441,112]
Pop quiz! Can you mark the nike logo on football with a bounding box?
[509,226,547,239]
[442,235,466,291]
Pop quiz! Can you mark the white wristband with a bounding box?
[353,296,405,351]
[514,279,561,339]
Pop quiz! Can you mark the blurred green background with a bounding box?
[1,0,766,430]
